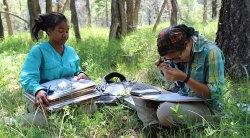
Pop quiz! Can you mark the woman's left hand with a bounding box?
[160,66,186,82]
[77,73,86,80]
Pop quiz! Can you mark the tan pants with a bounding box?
[158,101,211,126]
[132,83,211,127]
[133,97,211,127]
[20,100,48,127]
[20,100,97,127]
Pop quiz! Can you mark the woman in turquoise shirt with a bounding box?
[19,12,91,126]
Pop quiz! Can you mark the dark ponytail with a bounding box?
[32,12,67,40]
[32,15,45,40]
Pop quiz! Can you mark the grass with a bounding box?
[0,20,249,137]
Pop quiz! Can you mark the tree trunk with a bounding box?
[125,0,141,32]
[216,0,250,78]
[110,0,119,39]
[56,0,63,12]
[61,0,69,14]
[170,0,177,25]
[203,0,208,25]
[125,0,133,32]
[3,0,13,36]
[119,0,127,35]
[18,0,22,11]
[166,0,171,20]
[70,0,81,41]
[153,0,159,16]
[0,13,4,39]
[28,0,41,40]
[152,0,167,32]
[212,0,217,19]
[46,0,52,13]
[147,9,151,25]
[105,0,108,27]
[86,0,92,28]
[109,0,127,40]
[133,0,141,28]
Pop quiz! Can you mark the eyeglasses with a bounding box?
[161,50,182,62]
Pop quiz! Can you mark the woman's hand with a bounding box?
[77,73,89,80]
[35,90,49,107]
[160,66,186,82]
[155,58,164,67]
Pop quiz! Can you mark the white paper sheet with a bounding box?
[137,93,207,102]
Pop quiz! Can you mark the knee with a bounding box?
[156,102,173,121]
[156,102,177,127]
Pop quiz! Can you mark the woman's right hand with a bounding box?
[35,90,49,107]
[155,58,164,67]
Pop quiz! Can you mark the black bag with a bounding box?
[95,72,133,106]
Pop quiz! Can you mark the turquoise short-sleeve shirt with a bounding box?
[19,42,83,95]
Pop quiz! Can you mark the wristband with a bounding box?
[183,74,190,83]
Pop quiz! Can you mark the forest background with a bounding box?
[0,0,249,137]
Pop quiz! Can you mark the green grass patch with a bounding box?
[0,22,249,137]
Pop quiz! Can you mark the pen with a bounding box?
[46,85,51,95]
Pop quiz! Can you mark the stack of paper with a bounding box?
[24,78,101,112]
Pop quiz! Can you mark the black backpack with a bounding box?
[95,72,133,106]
